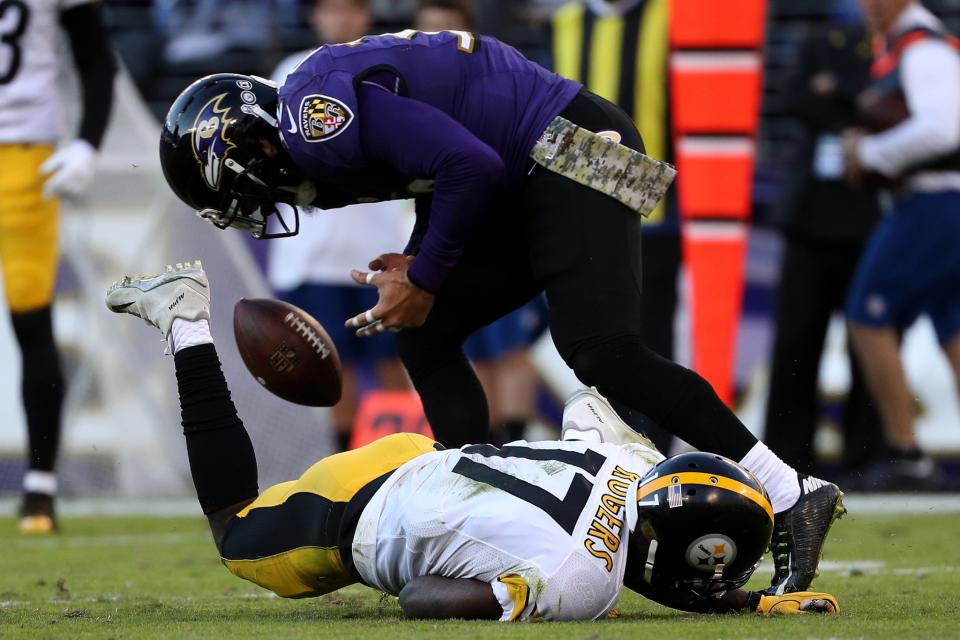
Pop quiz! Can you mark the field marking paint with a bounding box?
[842,495,960,514]
[758,559,960,576]
[0,498,201,518]
[11,532,206,550]
[2,495,960,517]
[0,592,281,608]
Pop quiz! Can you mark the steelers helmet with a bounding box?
[160,73,315,239]
[629,452,773,598]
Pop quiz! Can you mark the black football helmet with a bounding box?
[160,73,316,238]
[628,452,773,600]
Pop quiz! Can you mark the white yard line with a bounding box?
[0,592,282,608]
[10,532,206,549]
[0,498,201,517]
[757,559,960,576]
[1,494,960,517]
[842,494,960,514]
[0,586,378,608]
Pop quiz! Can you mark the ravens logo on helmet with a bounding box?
[160,73,316,239]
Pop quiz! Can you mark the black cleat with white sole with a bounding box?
[763,474,846,595]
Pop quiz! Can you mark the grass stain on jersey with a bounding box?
[538,461,568,476]
[456,477,498,501]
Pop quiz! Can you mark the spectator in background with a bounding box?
[549,0,677,452]
[154,0,273,64]
[415,0,549,445]
[415,0,474,31]
[842,0,960,489]
[763,2,884,477]
[154,0,288,64]
[469,1,562,65]
[370,0,418,27]
[268,0,412,452]
[0,0,115,532]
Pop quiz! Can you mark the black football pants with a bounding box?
[396,90,757,459]
[764,234,884,472]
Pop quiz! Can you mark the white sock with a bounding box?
[23,470,57,495]
[739,441,800,514]
[171,318,213,354]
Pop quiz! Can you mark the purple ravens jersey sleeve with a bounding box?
[278,31,581,186]
[275,31,582,292]
[278,70,365,173]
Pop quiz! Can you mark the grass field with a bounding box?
[1,510,959,639]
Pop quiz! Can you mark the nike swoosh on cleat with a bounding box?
[112,302,135,311]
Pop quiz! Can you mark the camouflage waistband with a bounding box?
[530,116,676,217]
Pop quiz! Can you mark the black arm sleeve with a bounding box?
[60,2,117,149]
[399,576,501,620]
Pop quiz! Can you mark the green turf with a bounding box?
[0,512,959,639]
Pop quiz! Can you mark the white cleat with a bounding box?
[105,260,210,347]
[561,387,657,449]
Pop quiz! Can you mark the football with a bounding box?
[233,298,342,407]
[857,88,909,133]
[856,89,909,189]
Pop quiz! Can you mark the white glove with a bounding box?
[40,139,97,200]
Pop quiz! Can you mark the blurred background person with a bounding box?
[0,0,115,532]
[414,0,551,445]
[842,0,960,489]
[370,0,419,29]
[415,0,473,31]
[764,0,885,478]
[153,0,299,65]
[549,0,678,451]
[268,0,412,453]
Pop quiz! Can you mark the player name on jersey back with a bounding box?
[351,439,664,621]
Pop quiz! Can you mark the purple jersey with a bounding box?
[278,31,580,190]
[275,31,581,293]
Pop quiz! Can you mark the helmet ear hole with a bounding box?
[686,488,697,496]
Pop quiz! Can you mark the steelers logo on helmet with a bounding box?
[191,93,237,190]
[299,94,354,143]
[629,452,773,596]
[685,534,738,572]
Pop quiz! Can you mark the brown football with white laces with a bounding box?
[233,298,342,406]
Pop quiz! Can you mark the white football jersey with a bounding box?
[352,440,665,621]
[0,0,92,143]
